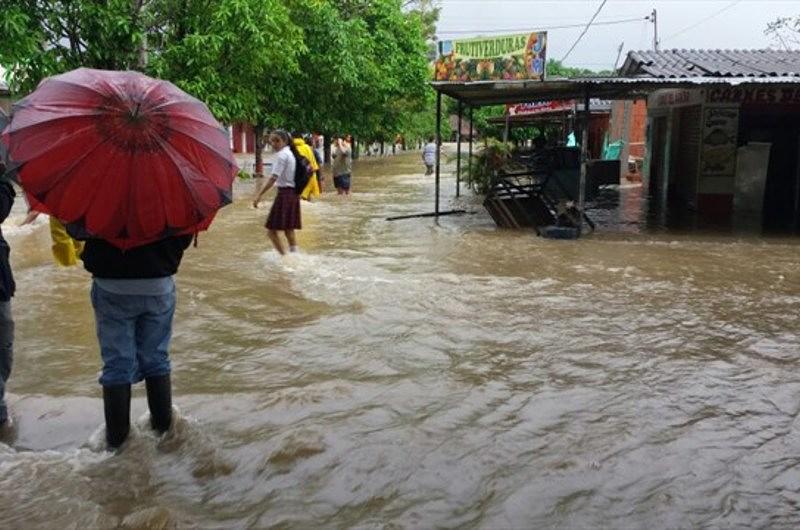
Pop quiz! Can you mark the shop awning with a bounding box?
[431,76,800,107]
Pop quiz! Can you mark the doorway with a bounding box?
[648,116,668,202]
[740,106,800,231]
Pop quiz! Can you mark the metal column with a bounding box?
[456,101,463,197]
[468,107,474,190]
[578,89,590,232]
[435,91,442,216]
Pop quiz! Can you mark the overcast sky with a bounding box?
[435,0,800,70]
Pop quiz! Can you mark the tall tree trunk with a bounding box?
[254,124,266,176]
[323,134,332,164]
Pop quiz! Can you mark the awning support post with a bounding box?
[468,106,474,190]
[456,101,463,197]
[579,88,590,233]
[435,91,442,216]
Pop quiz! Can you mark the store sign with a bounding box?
[507,100,572,116]
[434,32,547,82]
[706,86,800,105]
[701,106,739,176]
[648,89,704,109]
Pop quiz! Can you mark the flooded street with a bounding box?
[2,152,800,528]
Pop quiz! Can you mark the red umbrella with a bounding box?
[0,68,237,249]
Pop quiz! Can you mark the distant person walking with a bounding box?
[253,130,301,254]
[292,132,320,202]
[332,134,353,196]
[422,136,437,175]
[307,135,325,192]
[312,133,324,166]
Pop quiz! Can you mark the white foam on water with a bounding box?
[257,247,412,308]
[2,213,48,237]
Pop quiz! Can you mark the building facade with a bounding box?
[620,49,800,229]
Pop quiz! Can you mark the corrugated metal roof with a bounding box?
[432,76,800,106]
[620,49,800,78]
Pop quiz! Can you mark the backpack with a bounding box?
[293,153,313,194]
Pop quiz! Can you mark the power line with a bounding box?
[663,0,743,42]
[437,16,646,36]
[561,0,609,62]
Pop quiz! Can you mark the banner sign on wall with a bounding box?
[701,106,739,176]
[435,32,547,82]
[507,100,572,116]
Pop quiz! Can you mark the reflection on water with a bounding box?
[2,153,800,527]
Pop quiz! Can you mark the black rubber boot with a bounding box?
[103,384,131,449]
[145,374,172,434]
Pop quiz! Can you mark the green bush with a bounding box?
[465,139,519,195]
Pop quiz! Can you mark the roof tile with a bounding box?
[620,49,800,78]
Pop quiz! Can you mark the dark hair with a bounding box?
[428,136,435,142]
[291,131,304,139]
[271,129,301,158]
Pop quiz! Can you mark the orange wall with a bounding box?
[609,100,647,158]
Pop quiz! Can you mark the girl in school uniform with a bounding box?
[252,129,302,255]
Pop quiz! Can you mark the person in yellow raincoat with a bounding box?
[292,132,320,201]
[22,211,84,266]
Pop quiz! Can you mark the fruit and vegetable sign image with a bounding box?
[435,32,547,82]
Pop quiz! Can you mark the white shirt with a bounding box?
[271,145,296,188]
[423,142,437,164]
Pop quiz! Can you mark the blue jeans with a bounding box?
[91,283,175,386]
[0,301,13,423]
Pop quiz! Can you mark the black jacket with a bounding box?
[82,235,192,279]
[0,182,15,301]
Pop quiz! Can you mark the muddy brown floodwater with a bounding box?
[1,152,800,528]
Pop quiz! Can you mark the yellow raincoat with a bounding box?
[50,217,84,266]
[293,138,320,200]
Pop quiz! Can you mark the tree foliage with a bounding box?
[0,0,302,124]
[0,0,436,157]
[0,0,144,91]
[546,59,612,78]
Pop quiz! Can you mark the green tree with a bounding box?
[0,0,145,92]
[272,0,430,152]
[329,0,430,143]
[546,59,611,78]
[0,0,433,168]
[146,0,303,174]
[0,0,303,174]
[404,0,440,60]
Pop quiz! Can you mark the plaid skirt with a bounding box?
[266,187,302,230]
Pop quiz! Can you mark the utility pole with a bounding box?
[613,41,625,71]
[651,8,659,51]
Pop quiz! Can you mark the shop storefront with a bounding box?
[646,85,800,229]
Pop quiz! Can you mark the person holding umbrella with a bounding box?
[0,108,15,432]
[1,69,237,449]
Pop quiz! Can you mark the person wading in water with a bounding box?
[253,130,302,254]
